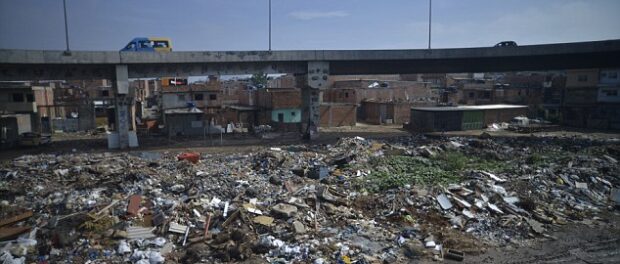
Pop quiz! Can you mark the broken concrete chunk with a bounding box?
[462,209,475,219]
[54,168,69,177]
[457,187,474,197]
[271,203,297,218]
[168,222,188,234]
[450,216,465,228]
[126,226,156,239]
[503,196,520,204]
[487,203,504,214]
[424,236,437,248]
[447,141,465,149]
[436,194,453,210]
[243,203,263,215]
[452,196,471,208]
[418,146,437,158]
[526,218,545,234]
[491,185,508,196]
[253,216,274,227]
[575,182,588,189]
[292,221,306,234]
[170,184,186,193]
[479,171,506,183]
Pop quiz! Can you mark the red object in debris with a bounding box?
[127,195,142,216]
[204,213,212,240]
[178,152,200,164]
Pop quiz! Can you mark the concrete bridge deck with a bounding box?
[1,39,620,80]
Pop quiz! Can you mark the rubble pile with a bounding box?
[0,135,619,263]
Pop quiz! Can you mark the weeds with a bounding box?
[358,150,514,192]
[526,153,545,165]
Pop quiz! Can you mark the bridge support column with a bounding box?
[302,61,329,140]
[113,65,131,149]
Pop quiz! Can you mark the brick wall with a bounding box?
[323,88,357,104]
[362,101,414,125]
[257,88,301,109]
[319,104,356,127]
[391,103,411,124]
[268,74,296,88]
[362,102,382,124]
[238,90,257,106]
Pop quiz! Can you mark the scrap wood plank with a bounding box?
[0,226,31,241]
[221,210,240,228]
[0,210,33,227]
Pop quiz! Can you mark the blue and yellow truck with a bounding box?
[121,37,172,52]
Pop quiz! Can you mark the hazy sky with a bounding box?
[1,0,619,51]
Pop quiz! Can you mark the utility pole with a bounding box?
[63,0,71,54]
[428,0,432,50]
[269,0,272,51]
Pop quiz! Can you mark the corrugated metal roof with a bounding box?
[411,104,527,112]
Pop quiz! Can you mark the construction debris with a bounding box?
[0,135,618,263]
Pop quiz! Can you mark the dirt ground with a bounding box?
[443,213,620,264]
[3,124,619,161]
[0,124,412,160]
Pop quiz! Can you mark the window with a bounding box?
[610,72,619,79]
[194,93,204,100]
[209,94,217,100]
[101,90,110,97]
[468,92,475,98]
[139,41,151,49]
[26,93,34,102]
[177,94,185,101]
[345,92,349,98]
[291,111,296,116]
[124,43,136,50]
[12,93,24,102]
[577,75,588,82]
[153,41,169,48]
[603,89,618,96]
[483,91,491,99]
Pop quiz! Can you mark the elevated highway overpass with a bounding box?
[2,39,620,148]
[1,39,620,81]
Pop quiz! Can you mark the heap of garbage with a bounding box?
[1,135,619,263]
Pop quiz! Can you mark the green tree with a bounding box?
[251,72,268,88]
